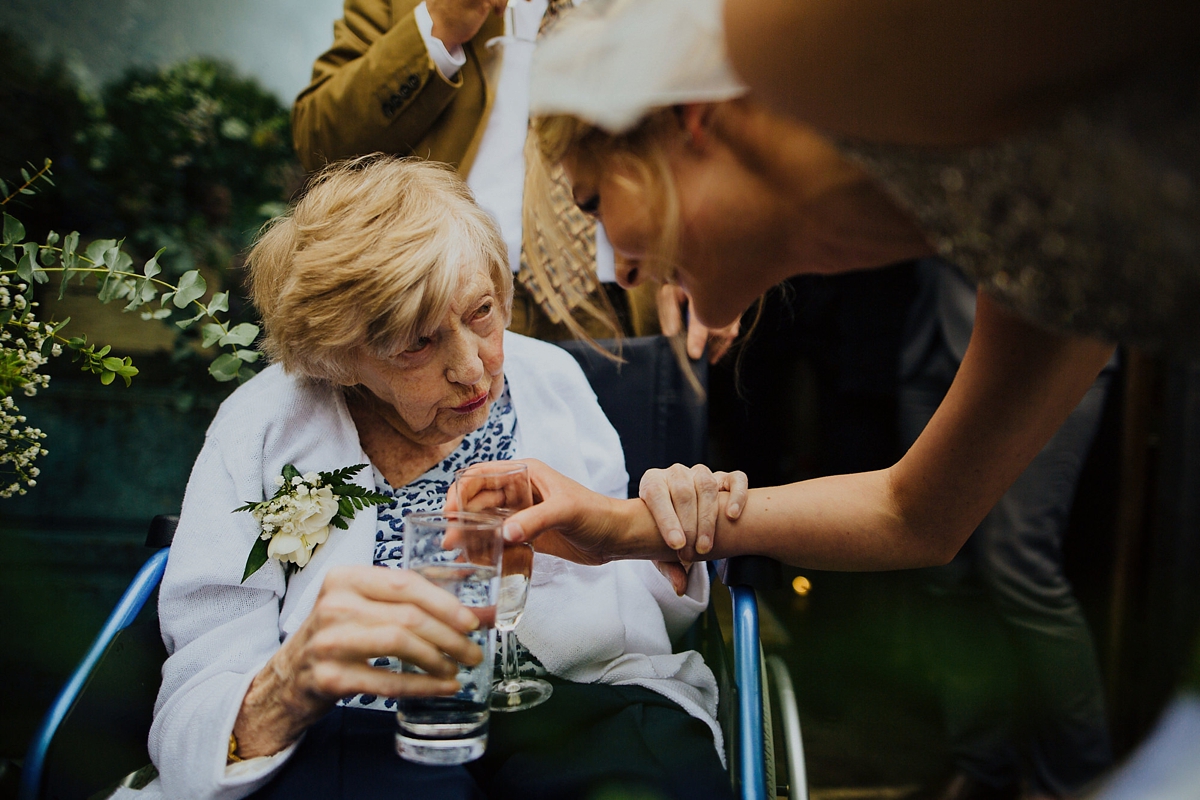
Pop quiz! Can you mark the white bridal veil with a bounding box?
[529,0,747,133]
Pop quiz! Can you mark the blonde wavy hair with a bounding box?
[247,155,512,384]
[528,109,757,389]
[526,109,682,294]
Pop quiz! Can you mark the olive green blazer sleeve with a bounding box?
[292,0,503,173]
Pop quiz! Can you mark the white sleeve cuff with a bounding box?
[637,560,709,640]
[415,1,467,80]
[222,736,303,783]
[216,667,304,790]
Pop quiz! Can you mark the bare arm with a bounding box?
[723,0,1200,145]
[704,295,1114,568]
[505,296,1115,570]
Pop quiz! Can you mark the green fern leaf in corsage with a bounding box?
[236,463,390,582]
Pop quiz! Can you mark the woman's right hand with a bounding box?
[232,565,483,759]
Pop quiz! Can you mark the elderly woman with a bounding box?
[134,156,731,800]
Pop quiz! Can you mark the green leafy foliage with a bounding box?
[241,537,271,583]
[3,44,301,396]
[83,59,297,280]
[0,41,307,498]
[2,167,263,386]
[1,159,269,495]
[172,270,207,308]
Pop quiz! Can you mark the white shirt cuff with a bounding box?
[415,1,467,80]
[222,737,303,783]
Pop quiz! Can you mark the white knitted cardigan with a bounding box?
[129,332,718,800]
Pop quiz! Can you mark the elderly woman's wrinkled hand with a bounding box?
[232,565,482,759]
[640,464,748,556]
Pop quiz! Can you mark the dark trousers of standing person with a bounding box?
[245,678,733,800]
[899,265,1115,796]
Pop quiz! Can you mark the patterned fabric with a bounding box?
[370,381,517,571]
[516,0,603,326]
[516,154,599,324]
[339,381,545,712]
[838,64,1200,354]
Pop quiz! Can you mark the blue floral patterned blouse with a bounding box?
[340,381,544,712]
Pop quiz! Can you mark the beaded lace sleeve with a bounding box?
[838,65,1200,354]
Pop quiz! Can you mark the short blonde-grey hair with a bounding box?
[247,155,512,383]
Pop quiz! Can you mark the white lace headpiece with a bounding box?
[529,0,748,134]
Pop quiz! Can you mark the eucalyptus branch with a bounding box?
[1,157,267,498]
[1,225,262,383]
[0,159,54,207]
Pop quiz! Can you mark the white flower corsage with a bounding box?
[236,463,389,582]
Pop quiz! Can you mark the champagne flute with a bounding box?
[451,462,553,712]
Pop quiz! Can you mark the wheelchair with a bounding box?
[20,336,806,800]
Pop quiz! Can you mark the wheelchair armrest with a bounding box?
[18,547,170,800]
[715,556,783,591]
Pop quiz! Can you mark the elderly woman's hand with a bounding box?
[231,565,483,759]
[640,464,748,557]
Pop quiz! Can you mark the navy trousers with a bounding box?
[900,326,1114,795]
[247,678,733,800]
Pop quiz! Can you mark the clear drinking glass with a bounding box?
[396,511,503,765]
[452,462,553,712]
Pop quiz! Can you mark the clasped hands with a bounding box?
[640,462,749,593]
[472,459,749,595]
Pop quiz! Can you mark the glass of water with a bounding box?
[397,511,503,765]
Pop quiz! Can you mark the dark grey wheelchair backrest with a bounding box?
[555,336,707,499]
[145,514,178,547]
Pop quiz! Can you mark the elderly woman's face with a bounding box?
[351,267,506,447]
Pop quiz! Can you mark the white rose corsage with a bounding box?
[236,463,389,582]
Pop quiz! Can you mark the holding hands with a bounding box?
[496,459,747,592]
[640,463,747,555]
[641,463,747,594]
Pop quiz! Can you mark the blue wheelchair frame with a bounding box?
[21,336,805,799]
[19,548,796,800]
[730,581,769,800]
[19,548,169,800]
